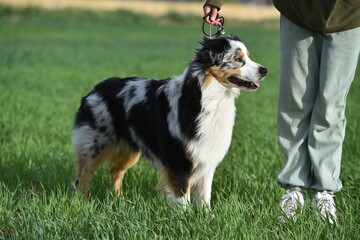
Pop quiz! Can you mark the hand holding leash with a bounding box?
[202,13,225,38]
[202,5,225,38]
[203,5,221,25]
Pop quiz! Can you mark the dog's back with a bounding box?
[74,77,172,160]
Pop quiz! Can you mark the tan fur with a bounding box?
[109,144,141,196]
[202,73,213,88]
[207,66,242,84]
[75,142,141,200]
[156,167,192,198]
[75,145,115,200]
[236,50,245,59]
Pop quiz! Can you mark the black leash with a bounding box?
[202,13,225,38]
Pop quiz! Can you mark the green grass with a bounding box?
[0,6,359,239]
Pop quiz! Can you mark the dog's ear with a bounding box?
[197,37,230,66]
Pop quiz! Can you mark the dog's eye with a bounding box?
[234,58,245,65]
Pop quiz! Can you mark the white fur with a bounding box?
[73,125,98,158]
[73,93,115,157]
[164,73,187,140]
[193,169,215,208]
[231,41,263,83]
[187,78,240,184]
[86,93,114,132]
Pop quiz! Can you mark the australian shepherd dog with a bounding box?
[73,35,267,209]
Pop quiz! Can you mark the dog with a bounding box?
[73,35,267,209]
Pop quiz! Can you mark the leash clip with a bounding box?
[202,13,225,38]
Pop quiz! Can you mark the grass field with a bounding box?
[0,6,359,239]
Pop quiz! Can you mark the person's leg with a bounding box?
[277,15,322,190]
[308,27,360,192]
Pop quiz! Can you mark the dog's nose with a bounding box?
[259,67,268,77]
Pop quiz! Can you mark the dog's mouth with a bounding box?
[227,76,260,90]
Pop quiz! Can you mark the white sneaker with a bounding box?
[313,191,338,225]
[279,190,305,223]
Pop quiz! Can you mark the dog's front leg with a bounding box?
[157,167,192,211]
[192,169,215,211]
[168,193,191,211]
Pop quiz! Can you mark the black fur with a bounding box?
[196,37,232,66]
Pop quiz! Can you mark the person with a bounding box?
[203,0,360,224]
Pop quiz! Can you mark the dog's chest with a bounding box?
[187,83,237,173]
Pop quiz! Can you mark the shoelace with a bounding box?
[316,193,335,212]
[314,192,337,224]
[281,192,302,215]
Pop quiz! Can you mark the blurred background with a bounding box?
[0,0,279,21]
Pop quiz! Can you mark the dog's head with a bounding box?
[195,35,267,91]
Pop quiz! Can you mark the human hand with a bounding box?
[203,5,222,26]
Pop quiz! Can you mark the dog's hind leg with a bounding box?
[74,145,115,200]
[109,143,141,196]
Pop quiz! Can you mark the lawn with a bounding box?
[0,6,359,239]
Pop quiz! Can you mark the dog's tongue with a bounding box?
[254,82,260,87]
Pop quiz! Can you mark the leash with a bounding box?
[202,13,225,38]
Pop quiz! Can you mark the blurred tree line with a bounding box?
[125,0,272,6]
[154,0,272,5]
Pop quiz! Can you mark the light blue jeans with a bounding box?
[277,15,360,192]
